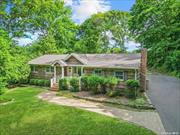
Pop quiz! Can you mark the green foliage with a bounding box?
[107,90,121,97]
[29,79,36,85]
[59,78,69,90]
[69,77,80,92]
[126,80,139,89]
[81,75,120,94]
[106,76,119,90]
[0,77,6,95]
[130,0,180,77]
[0,29,30,86]
[0,87,155,135]
[126,80,139,99]
[75,10,130,53]
[81,76,89,91]
[29,79,50,87]
[86,75,104,94]
[44,80,50,87]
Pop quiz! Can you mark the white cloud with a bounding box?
[14,32,40,46]
[64,0,73,6]
[69,0,111,24]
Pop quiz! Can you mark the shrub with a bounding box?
[34,79,39,86]
[107,90,121,97]
[106,76,119,90]
[59,78,69,90]
[29,79,50,87]
[126,79,139,99]
[87,75,104,94]
[29,79,36,85]
[81,76,89,91]
[126,80,139,89]
[101,78,108,94]
[0,77,6,95]
[37,80,44,86]
[69,77,80,92]
[44,80,50,87]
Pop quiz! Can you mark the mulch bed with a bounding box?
[73,91,155,110]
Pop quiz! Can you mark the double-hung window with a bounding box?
[114,71,124,80]
[45,66,54,73]
[32,66,38,73]
[94,69,102,76]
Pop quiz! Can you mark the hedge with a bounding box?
[80,75,119,94]
[126,79,139,99]
[29,79,50,87]
[81,76,89,91]
[59,78,69,90]
[69,77,80,92]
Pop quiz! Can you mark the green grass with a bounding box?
[0,87,156,135]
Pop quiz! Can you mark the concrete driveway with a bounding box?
[148,74,180,134]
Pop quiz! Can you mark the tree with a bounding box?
[129,0,180,77]
[0,29,30,86]
[0,0,77,52]
[0,29,11,90]
[75,10,130,53]
[27,33,59,57]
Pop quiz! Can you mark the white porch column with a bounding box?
[61,66,64,78]
[81,67,83,76]
[135,69,137,80]
[54,66,56,83]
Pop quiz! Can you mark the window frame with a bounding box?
[32,66,38,73]
[93,69,103,76]
[113,70,124,80]
[45,66,54,73]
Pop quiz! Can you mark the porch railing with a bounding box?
[50,77,56,87]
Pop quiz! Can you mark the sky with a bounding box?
[16,0,140,51]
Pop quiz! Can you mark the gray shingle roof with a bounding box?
[28,53,141,69]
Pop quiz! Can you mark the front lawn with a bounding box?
[0,87,155,135]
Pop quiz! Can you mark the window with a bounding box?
[94,69,102,76]
[31,66,38,73]
[114,71,124,80]
[45,66,54,73]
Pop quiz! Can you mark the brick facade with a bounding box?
[140,49,147,91]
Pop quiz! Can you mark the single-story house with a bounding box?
[28,51,147,90]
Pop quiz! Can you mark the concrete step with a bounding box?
[51,83,59,91]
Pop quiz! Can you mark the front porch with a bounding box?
[50,64,84,88]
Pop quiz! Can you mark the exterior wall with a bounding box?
[66,56,83,65]
[30,65,138,82]
[30,65,53,80]
[83,67,138,81]
[30,65,62,80]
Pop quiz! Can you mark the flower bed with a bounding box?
[73,91,155,110]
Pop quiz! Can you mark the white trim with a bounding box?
[61,66,64,78]
[54,66,56,82]
[45,66,54,74]
[135,69,137,80]
[113,70,124,80]
[32,66,38,73]
[51,60,67,66]
[81,67,83,76]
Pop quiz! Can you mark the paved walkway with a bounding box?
[38,91,165,135]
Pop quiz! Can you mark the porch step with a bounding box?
[51,83,59,91]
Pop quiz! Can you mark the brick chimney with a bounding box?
[140,48,147,91]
